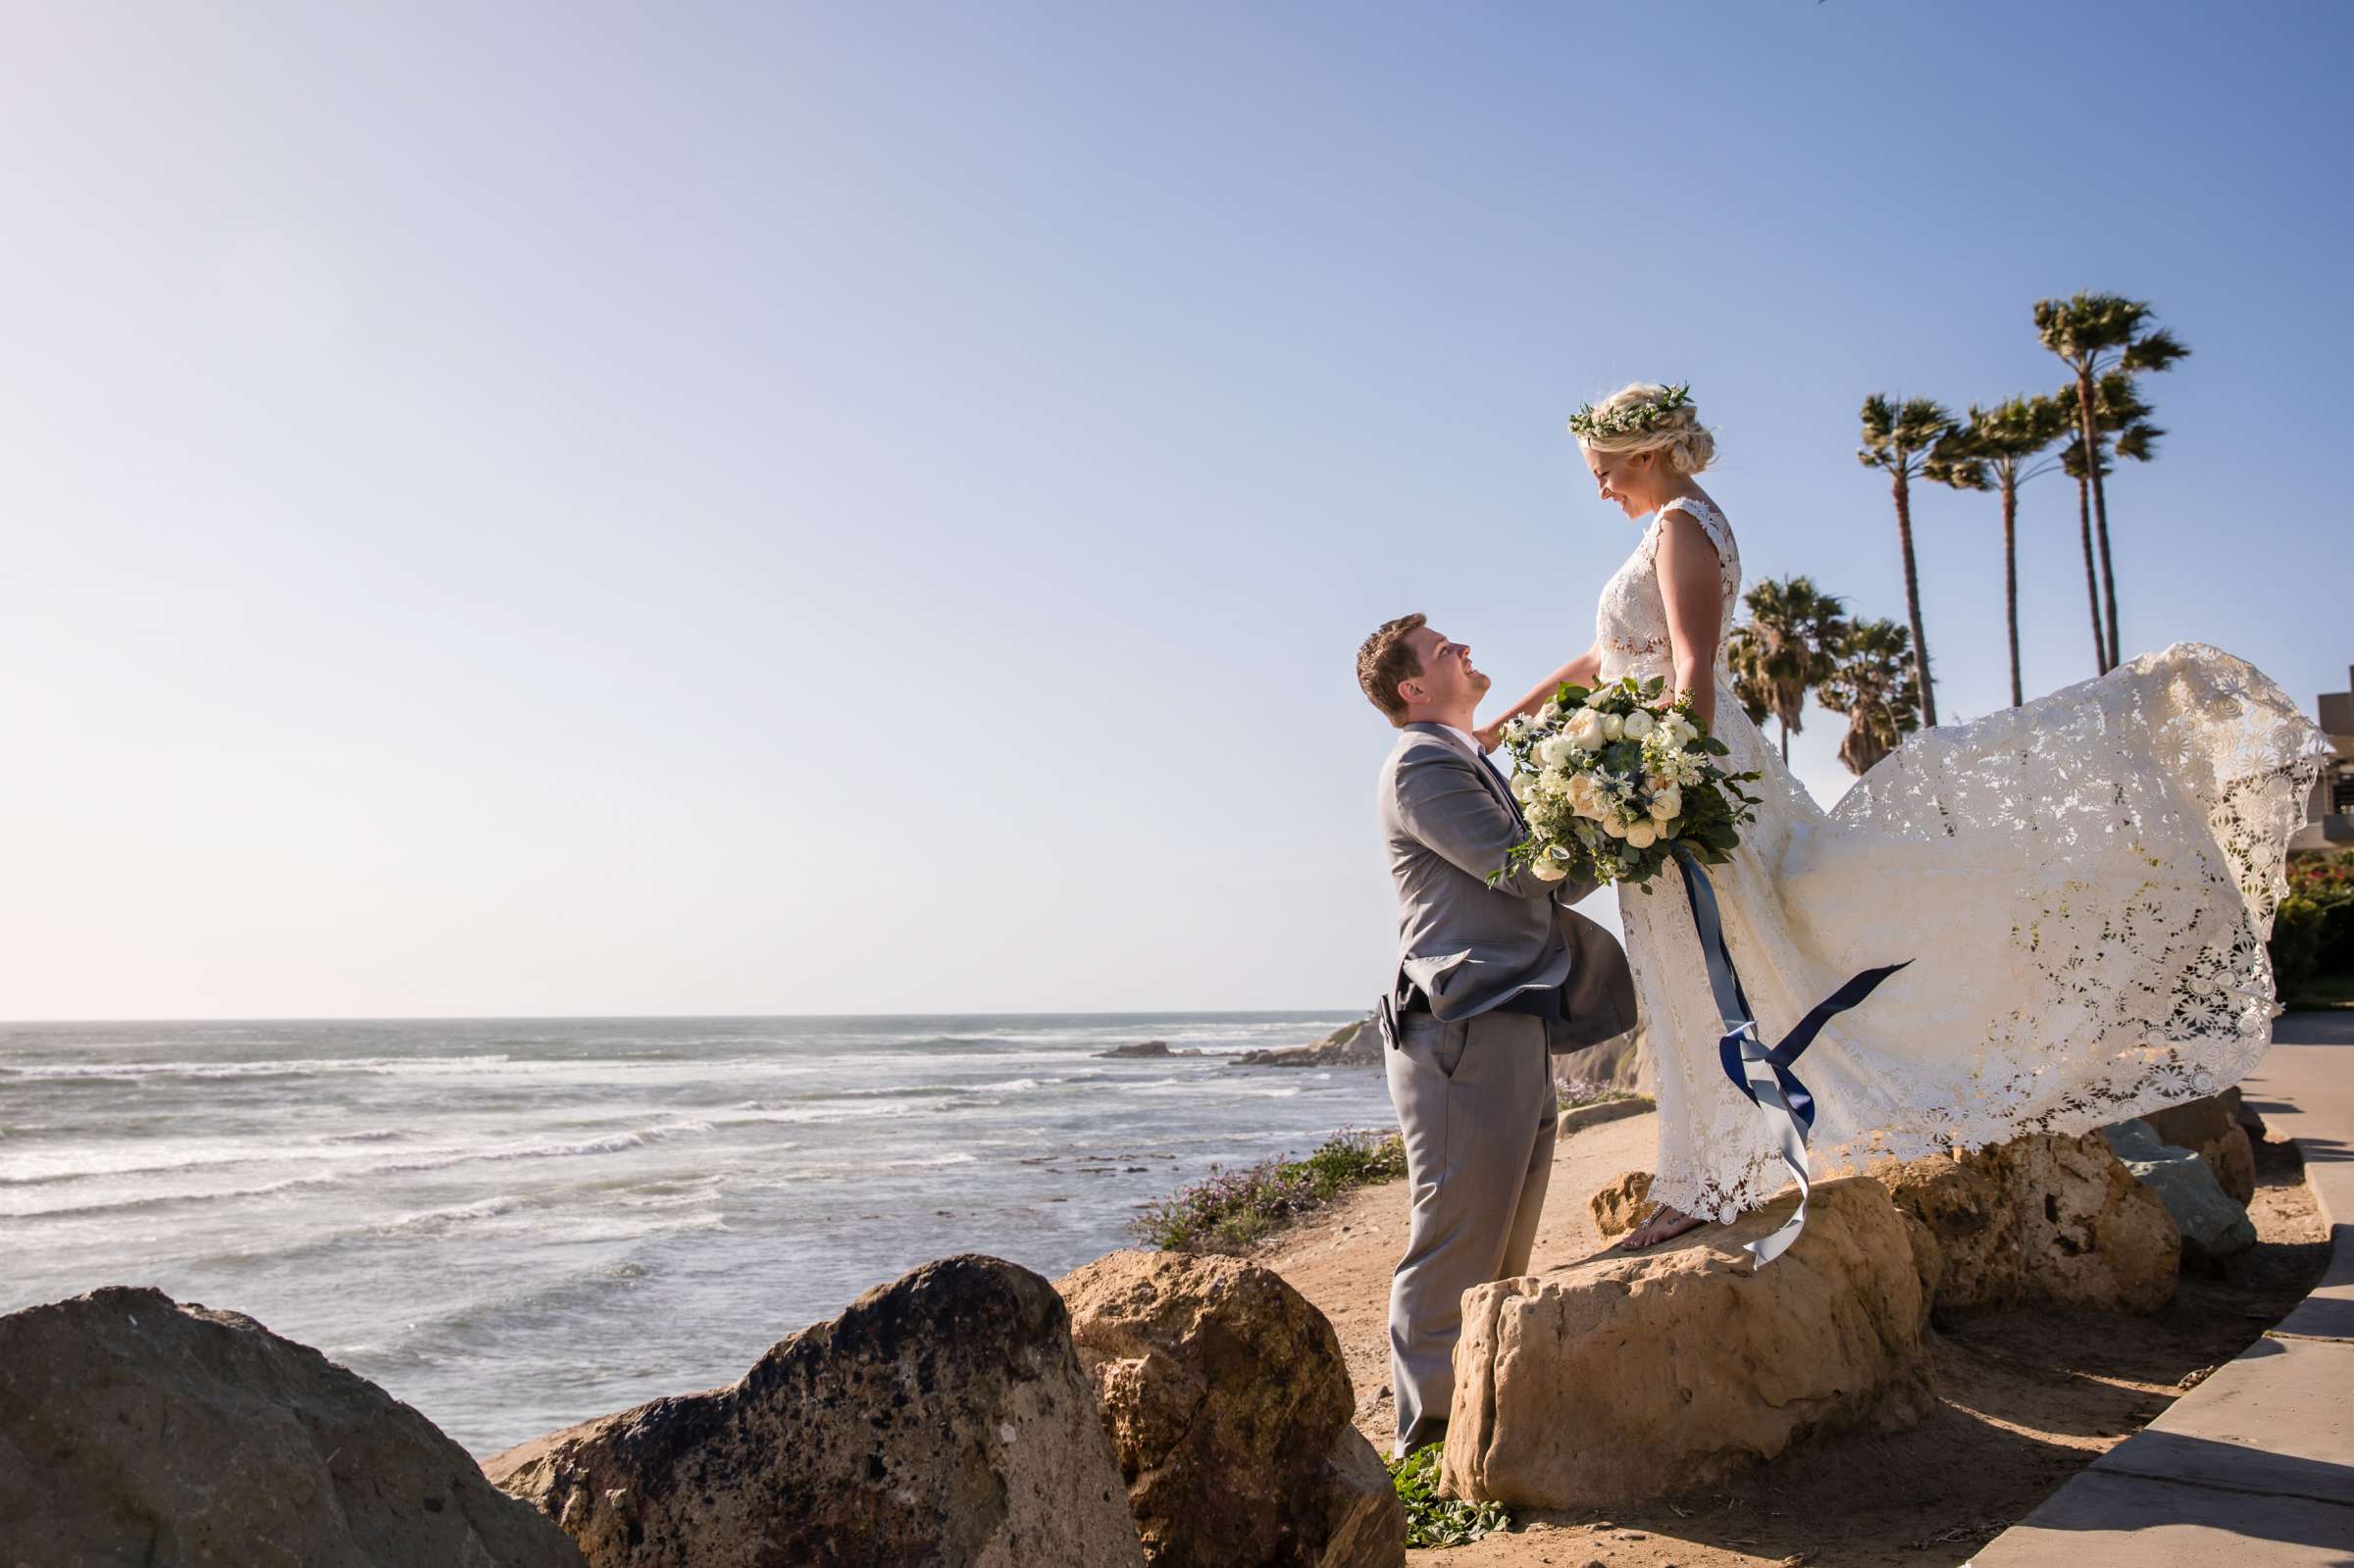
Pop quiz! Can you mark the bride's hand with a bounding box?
[1471,719,1507,754]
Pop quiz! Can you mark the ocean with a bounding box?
[0,1012,1396,1456]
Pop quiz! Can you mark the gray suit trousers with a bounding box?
[1384,1006,1557,1457]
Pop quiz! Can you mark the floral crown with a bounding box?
[1568,383,1694,441]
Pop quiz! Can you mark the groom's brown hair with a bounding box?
[1357,614,1427,724]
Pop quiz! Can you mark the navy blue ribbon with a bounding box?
[1669,843,1910,1267]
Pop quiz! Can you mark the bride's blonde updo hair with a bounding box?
[1569,381,1716,475]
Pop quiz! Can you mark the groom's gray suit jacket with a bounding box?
[1376,723,1635,1049]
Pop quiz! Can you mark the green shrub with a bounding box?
[1131,1129,1406,1253]
[2272,895,2324,1001]
[1388,1443,1510,1548]
[2276,851,2354,1001]
[2319,896,2354,974]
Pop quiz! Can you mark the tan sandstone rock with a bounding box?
[2141,1094,2258,1204]
[1588,1170,1654,1239]
[1442,1177,1934,1509]
[0,1286,582,1568]
[1056,1249,1403,1568]
[486,1254,1144,1568]
[1869,1131,2179,1316]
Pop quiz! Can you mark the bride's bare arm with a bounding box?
[1474,643,1604,751]
[1656,512,1723,733]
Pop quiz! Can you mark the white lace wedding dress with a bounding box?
[1598,494,2331,1225]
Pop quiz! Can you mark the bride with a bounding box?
[1476,382,2329,1250]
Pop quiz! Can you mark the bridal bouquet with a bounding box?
[1492,676,1762,891]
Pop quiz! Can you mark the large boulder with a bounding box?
[0,1286,582,1568]
[2101,1120,2259,1267]
[1055,1249,1402,1568]
[1869,1132,2179,1316]
[2139,1094,2258,1204]
[1441,1177,1934,1509]
[486,1255,1144,1568]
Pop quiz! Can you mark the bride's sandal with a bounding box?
[1618,1202,1707,1250]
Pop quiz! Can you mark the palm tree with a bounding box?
[1924,395,2072,706]
[1726,622,1774,732]
[2032,293,2190,669]
[1857,395,1957,727]
[1735,576,1848,761]
[2059,372,2165,674]
[2060,435,2107,673]
[1816,619,1923,777]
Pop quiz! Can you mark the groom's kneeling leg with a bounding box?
[1500,1066,1559,1279]
[1384,1009,1553,1456]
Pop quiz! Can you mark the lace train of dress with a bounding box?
[1598,495,2333,1224]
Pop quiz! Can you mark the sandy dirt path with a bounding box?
[1251,1105,2328,1568]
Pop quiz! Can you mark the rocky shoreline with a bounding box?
[1094,1013,1384,1068]
[0,1078,2318,1567]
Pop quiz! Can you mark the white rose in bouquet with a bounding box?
[1487,674,1762,896]
[1536,733,1580,769]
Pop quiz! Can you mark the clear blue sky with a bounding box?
[2,2,2346,1018]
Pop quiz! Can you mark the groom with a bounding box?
[1357,614,1634,1458]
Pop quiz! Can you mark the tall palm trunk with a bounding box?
[2073,369,2121,670]
[2074,471,2107,673]
[1890,469,1937,727]
[1778,717,1790,764]
[2000,475,2022,707]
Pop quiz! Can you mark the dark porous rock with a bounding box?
[2220,1084,2267,1140]
[0,1286,583,1568]
[1868,1151,2022,1315]
[1100,1040,1203,1059]
[1057,1249,1404,1568]
[1231,1016,1383,1070]
[486,1254,1144,1568]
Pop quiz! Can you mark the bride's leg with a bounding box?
[1617,884,1721,1253]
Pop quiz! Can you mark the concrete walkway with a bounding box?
[1970,1010,2354,1566]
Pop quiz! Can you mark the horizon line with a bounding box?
[0,1006,1371,1028]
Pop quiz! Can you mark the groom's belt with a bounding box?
[1400,986,1562,1023]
